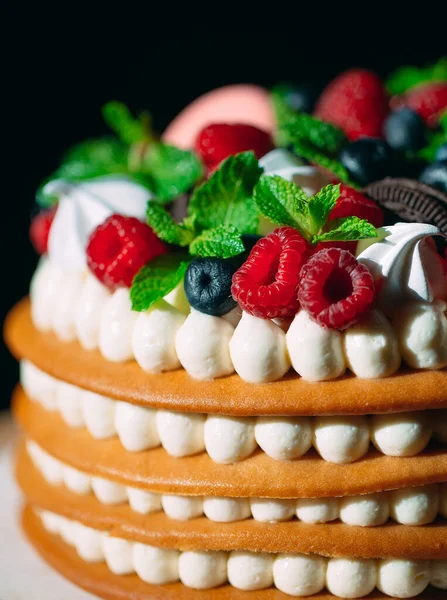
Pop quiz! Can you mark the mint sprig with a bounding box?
[270,85,298,146]
[130,253,190,312]
[38,101,203,207]
[189,225,244,259]
[418,110,447,161]
[188,152,262,234]
[270,87,358,188]
[146,152,261,260]
[138,143,203,203]
[253,175,311,230]
[36,138,132,207]
[254,175,377,244]
[313,217,377,244]
[291,139,359,189]
[386,57,447,95]
[102,101,151,144]
[283,113,347,155]
[307,183,341,233]
[146,203,195,246]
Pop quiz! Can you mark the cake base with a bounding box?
[21,505,445,600]
[16,441,447,559]
[14,388,447,499]
[6,298,447,416]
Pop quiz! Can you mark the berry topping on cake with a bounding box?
[384,108,428,153]
[29,207,57,255]
[397,82,447,128]
[195,123,274,173]
[329,184,384,228]
[339,138,395,186]
[184,257,237,316]
[231,227,312,319]
[298,248,375,330]
[86,214,168,290]
[314,69,389,141]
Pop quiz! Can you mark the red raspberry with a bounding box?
[329,184,384,227]
[231,227,313,319]
[314,69,389,141]
[397,82,447,128]
[86,215,168,290]
[298,248,375,330]
[29,207,57,255]
[195,123,274,173]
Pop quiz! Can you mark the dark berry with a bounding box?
[184,258,237,316]
[384,108,427,153]
[339,138,395,186]
[281,84,318,114]
[435,143,447,162]
[419,161,447,194]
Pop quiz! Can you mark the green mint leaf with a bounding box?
[102,102,150,144]
[418,131,447,161]
[36,138,130,207]
[272,85,347,155]
[283,113,346,154]
[417,111,447,161]
[188,151,262,234]
[307,184,340,234]
[313,216,377,243]
[189,225,245,259]
[270,85,298,146]
[253,175,312,236]
[440,110,447,133]
[386,58,447,95]
[139,143,203,203]
[146,202,195,247]
[130,253,190,312]
[61,137,129,175]
[292,139,360,189]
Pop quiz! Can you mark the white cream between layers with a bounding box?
[26,440,447,527]
[36,509,447,597]
[30,257,447,383]
[21,361,444,465]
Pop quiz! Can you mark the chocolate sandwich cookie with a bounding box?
[364,178,447,235]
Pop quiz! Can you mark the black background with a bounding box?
[2,6,446,408]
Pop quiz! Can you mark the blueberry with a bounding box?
[281,84,318,114]
[384,108,427,153]
[184,257,237,316]
[435,143,447,162]
[419,161,447,194]
[339,138,395,186]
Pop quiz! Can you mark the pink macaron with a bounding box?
[162,84,274,149]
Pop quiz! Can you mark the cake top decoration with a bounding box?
[29,59,447,327]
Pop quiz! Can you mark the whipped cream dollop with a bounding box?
[37,508,446,597]
[357,223,447,316]
[259,149,330,196]
[29,439,447,527]
[45,176,152,270]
